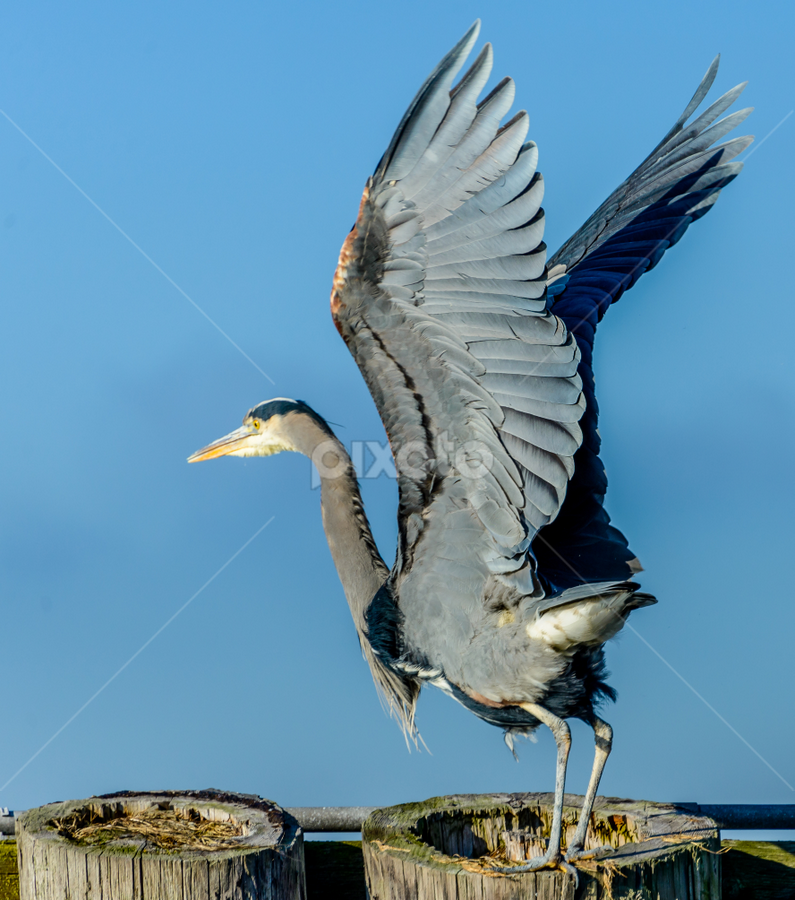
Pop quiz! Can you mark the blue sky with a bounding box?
[1,0,793,839]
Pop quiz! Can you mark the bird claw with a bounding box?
[565,843,614,862]
[501,852,579,884]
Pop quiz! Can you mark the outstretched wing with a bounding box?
[331,22,584,605]
[535,57,753,590]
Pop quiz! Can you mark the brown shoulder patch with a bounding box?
[330,181,371,319]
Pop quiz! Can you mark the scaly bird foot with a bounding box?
[565,843,614,862]
[501,851,579,884]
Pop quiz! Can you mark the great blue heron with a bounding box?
[189,23,751,876]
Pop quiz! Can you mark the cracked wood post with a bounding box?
[16,790,306,900]
[362,793,721,900]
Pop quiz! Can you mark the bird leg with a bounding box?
[565,715,613,862]
[500,702,578,881]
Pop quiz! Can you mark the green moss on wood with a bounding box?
[8,834,793,900]
[363,793,723,899]
[363,794,683,869]
[17,796,294,865]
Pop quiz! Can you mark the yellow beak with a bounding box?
[187,426,255,462]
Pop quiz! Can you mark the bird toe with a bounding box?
[501,852,579,884]
[565,843,614,862]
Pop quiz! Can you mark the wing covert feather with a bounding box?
[331,24,585,599]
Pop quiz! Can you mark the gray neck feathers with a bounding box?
[283,412,389,624]
[284,410,420,741]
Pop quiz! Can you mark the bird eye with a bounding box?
[252,420,261,430]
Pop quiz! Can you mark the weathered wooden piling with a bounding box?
[362,793,722,899]
[16,790,305,900]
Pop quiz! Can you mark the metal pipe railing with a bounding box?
[1,804,793,835]
[285,807,377,832]
[691,804,795,830]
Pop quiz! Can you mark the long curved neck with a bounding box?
[286,415,389,626]
[283,409,419,741]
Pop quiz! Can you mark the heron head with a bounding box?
[188,398,332,462]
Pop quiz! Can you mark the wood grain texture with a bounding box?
[15,791,306,900]
[362,793,722,899]
[7,827,795,898]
